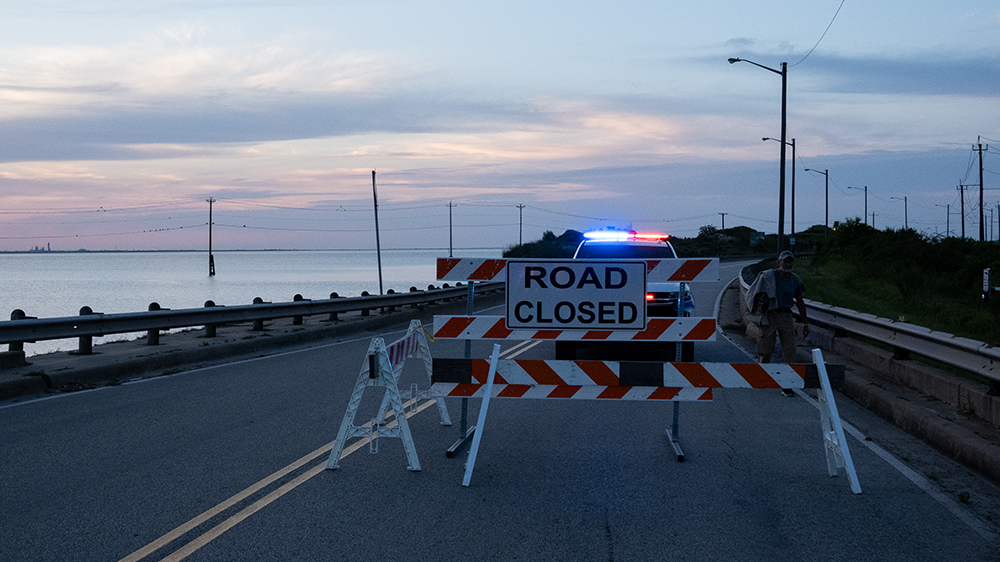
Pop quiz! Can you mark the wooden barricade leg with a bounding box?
[813,348,862,494]
[462,344,501,487]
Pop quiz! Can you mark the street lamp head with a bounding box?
[728,58,741,64]
[762,137,770,142]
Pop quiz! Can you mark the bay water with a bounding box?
[0,249,500,356]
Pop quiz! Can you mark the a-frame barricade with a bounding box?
[326,320,446,472]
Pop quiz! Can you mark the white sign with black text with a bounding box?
[505,260,647,330]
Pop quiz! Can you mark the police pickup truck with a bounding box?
[553,230,695,361]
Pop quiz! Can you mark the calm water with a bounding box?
[0,249,500,356]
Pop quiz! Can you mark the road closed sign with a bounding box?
[505,260,647,330]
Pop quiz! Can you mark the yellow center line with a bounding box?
[119,399,435,562]
[501,339,542,358]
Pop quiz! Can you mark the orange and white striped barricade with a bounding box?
[436,257,720,283]
[431,352,859,492]
[432,315,717,342]
[430,358,811,402]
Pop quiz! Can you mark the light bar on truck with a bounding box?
[583,230,669,241]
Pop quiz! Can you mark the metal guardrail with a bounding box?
[740,265,1000,387]
[0,283,502,352]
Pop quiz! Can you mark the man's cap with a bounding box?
[778,250,795,260]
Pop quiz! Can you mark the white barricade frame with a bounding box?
[326,320,447,472]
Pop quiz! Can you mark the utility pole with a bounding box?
[206,198,216,276]
[848,186,867,225]
[959,183,972,239]
[448,201,455,257]
[719,212,727,231]
[517,204,526,245]
[974,138,989,241]
[891,196,908,229]
[372,170,384,295]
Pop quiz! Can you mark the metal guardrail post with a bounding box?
[147,302,167,345]
[360,292,371,316]
[292,294,309,325]
[328,293,340,321]
[252,297,267,331]
[204,300,218,337]
[78,306,95,355]
[385,289,396,313]
[2,310,33,369]
[8,309,30,352]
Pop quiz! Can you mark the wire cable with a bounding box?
[791,0,847,67]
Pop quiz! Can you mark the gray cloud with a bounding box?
[0,94,542,162]
[720,51,1000,97]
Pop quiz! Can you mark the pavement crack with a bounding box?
[604,505,615,562]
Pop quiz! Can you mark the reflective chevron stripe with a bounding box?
[433,315,717,341]
[432,359,811,389]
[430,382,715,401]
[435,257,719,283]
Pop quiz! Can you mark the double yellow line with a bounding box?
[120,339,541,561]
[119,399,436,562]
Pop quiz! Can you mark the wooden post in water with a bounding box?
[207,197,216,276]
[372,170,384,295]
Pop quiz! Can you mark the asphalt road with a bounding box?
[2,261,998,561]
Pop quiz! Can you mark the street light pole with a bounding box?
[764,137,795,246]
[804,168,829,230]
[848,186,868,225]
[730,57,787,253]
[935,204,950,237]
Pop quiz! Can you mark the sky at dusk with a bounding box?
[0,1,998,252]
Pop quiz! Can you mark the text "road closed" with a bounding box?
[505,260,647,330]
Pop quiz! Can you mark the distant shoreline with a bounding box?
[0,247,505,255]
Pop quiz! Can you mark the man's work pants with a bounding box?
[757,310,797,363]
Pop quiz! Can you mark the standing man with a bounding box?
[746,250,809,396]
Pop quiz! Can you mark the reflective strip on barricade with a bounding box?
[433,315,717,341]
[436,257,720,283]
[431,358,811,402]
[432,382,714,401]
[386,330,418,368]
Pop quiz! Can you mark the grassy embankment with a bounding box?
[793,219,1000,368]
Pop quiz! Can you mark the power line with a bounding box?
[791,0,846,67]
